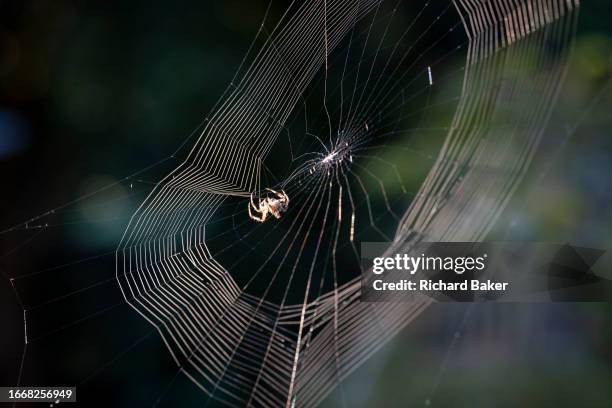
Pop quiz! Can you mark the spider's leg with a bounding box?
[248,204,264,223]
[250,193,260,211]
[265,188,282,197]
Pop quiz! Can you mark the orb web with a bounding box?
[116,0,579,406]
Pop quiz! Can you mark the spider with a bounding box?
[248,188,289,223]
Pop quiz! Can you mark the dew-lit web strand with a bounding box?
[2,268,28,408]
[1,97,225,236]
[282,0,460,396]
[200,1,378,193]
[302,0,580,404]
[40,0,584,404]
[203,0,414,302]
[250,176,332,408]
[202,176,330,406]
[190,159,358,402]
[402,2,580,245]
[299,0,427,139]
[165,0,372,197]
[421,8,581,403]
[12,168,324,322]
[3,15,326,332]
[4,152,197,390]
[330,166,349,406]
[160,163,416,404]
[217,164,421,291]
[340,1,382,135]
[111,0,584,408]
[322,0,333,149]
[423,28,552,391]
[236,175,328,289]
[13,2,548,402]
[172,168,332,402]
[296,10,465,172]
[358,6,457,110]
[358,24,465,123]
[338,7,416,134]
[351,0,434,115]
[285,48,466,201]
[269,0,375,160]
[343,0,403,130]
[301,15,464,256]
[0,1,576,406]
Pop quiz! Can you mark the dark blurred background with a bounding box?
[1,0,612,407]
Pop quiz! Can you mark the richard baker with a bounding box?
[421,279,508,292]
[372,279,508,292]
[367,251,509,296]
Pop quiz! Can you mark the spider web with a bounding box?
[0,0,579,407]
[115,0,579,407]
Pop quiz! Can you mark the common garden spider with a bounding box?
[248,188,289,223]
